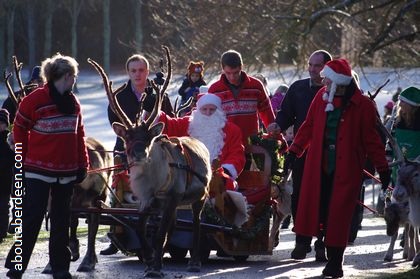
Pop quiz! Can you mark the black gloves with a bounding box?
[75,168,88,184]
[379,169,391,191]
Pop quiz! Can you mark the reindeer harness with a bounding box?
[155,135,207,195]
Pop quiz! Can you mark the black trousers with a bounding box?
[5,178,73,274]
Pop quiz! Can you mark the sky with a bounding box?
[1,67,419,152]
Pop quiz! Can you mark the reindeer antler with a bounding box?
[368,79,390,101]
[3,70,18,107]
[12,56,25,95]
[87,58,132,128]
[367,78,405,167]
[144,46,172,128]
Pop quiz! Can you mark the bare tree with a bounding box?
[103,0,111,72]
[43,0,55,59]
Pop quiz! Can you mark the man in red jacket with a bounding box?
[4,53,88,279]
[288,59,390,278]
[208,50,275,146]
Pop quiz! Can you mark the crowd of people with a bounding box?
[1,48,418,279]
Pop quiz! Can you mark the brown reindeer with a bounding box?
[376,104,420,266]
[68,137,112,271]
[88,46,211,278]
[397,157,420,267]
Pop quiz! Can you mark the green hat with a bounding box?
[399,86,420,107]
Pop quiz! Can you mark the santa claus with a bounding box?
[158,93,248,226]
[158,93,245,181]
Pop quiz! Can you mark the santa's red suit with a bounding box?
[158,111,245,181]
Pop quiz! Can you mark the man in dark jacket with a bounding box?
[275,50,332,261]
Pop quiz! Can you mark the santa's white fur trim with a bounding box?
[322,92,328,101]
[321,65,352,86]
[226,190,249,227]
[325,103,334,112]
[221,163,238,180]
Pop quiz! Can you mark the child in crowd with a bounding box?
[178,61,206,106]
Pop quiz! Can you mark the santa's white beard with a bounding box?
[188,109,226,162]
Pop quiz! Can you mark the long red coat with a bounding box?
[289,87,388,247]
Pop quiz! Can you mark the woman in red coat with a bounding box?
[288,59,390,278]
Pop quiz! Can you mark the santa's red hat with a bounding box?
[320,59,353,111]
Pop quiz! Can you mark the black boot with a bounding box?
[100,243,118,255]
[322,246,344,278]
[315,239,327,262]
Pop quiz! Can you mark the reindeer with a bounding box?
[396,157,420,267]
[68,137,112,271]
[383,184,416,262]
[269,171,292,250]
[88,46,211,278]
[375,94,420,266]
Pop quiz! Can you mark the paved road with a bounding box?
[0,184,416,278]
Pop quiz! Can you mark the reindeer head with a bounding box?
[88,46,172,164]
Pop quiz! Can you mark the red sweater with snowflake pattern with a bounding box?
[13,84,88,177]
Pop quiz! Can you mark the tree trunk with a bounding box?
[27,0,36,70]
[103,0,111,73]
[133,0,143,52]
[43,0,54,58]
[71,0,79,59]
[0,14,5,68]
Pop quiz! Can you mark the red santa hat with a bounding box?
[196,93,222,111]
[320,59,353,112]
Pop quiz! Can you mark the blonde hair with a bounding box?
[41,53,79,82]
[396,101,418,128]
[125,54,149,71]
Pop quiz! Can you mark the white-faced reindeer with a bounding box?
[88,46,211,278]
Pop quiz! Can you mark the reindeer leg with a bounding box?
[136,215,154,275]
[77,212,99,272]
[146,201,177,278]
[384,231,397,262]
[408,224,416,261]
[412,227,420,267]
[402,223,409,259]
[188,199,204,273]
[269,207,283,251]
[69,213,80,261]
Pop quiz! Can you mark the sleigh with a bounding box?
[72,143,275,263]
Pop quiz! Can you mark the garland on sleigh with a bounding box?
[202,201,271,240]
[249,133,285,185]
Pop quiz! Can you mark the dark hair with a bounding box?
[221,50,243,68]
[312,50,332,64]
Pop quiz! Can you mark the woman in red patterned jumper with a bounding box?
[4,53,88,279]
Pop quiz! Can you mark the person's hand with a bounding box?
[75,168,88,184]
[379,169,391,191]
